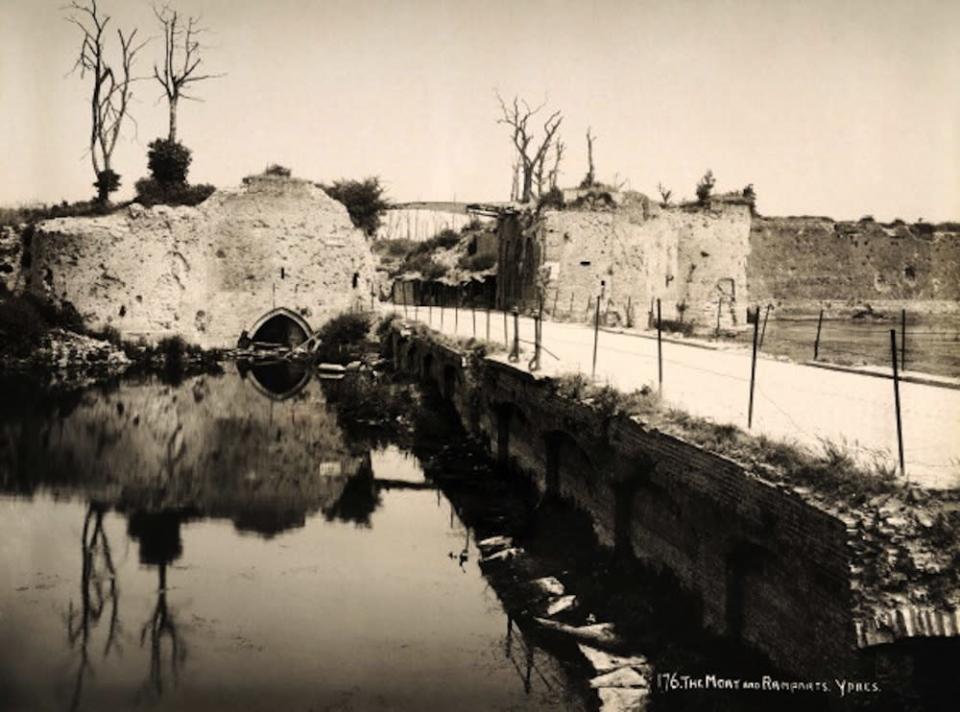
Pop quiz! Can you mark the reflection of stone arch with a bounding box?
[243,361,312,401]
[248,308,312,346]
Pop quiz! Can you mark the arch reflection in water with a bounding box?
[238,359,312,401]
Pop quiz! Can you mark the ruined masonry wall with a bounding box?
[0,225,25,294]
[749,217,960,306]
[498,201,752,328]
[27,177,377,348]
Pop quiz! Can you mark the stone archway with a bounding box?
[247,308,312,347]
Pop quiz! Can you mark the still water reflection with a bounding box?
[0,365,585,711]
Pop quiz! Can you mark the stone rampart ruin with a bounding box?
[23,175,377,348]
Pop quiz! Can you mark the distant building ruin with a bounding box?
[497,191,754,329]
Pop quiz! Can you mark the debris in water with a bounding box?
[480,547,522,563]
[590,667,648,689]
[529,576,565,598]
[597,687,649,712]
[577,644,650,674]
[477,535,513,553]
[543,595,577,617]
[532,618,622,648]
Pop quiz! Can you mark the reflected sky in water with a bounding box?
[0,366,584,711]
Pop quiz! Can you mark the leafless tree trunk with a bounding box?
[66,0,145,202]
[152,4,222,143]
[548,139,565,190]
[657,182,672,207]
[496,92,562,203]
[583,127,596,188]
[510,159,520,202]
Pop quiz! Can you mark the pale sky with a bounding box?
[1,0,958,221]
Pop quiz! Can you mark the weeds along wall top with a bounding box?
[22,176,378,348]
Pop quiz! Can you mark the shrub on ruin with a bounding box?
[94,170,122,203]
[695,170,715,205]
[148,139,192,184]
[0,294,85,357]
[657,318,694,337]
[264,164,292,177]
[402,252,449,280]
[372,238,418,258]
[318,311,373,348]
[457,253,497,272]
[375,312,401,340]
[134,179,216,207]
[318,177,389,237]
[537,186,565,210]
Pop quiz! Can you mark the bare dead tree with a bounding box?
[581,127,596,188]
[547,139,565,191]
[495,92,562,203]
[66,0,145,202]
[657,182,672,207]
[509,159,520,202]
[152,3,222,143]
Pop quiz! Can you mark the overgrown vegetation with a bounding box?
[318,311,373,349]
[375,313,402,340]
[372,238,418,258]
[547,371,900,502]
[264,164,291,177]
[147,138,191,183]
[134,138,215,207]
[537,186,565,210]
[134,180,215,207]
[457,253,497,272]
[656,318,694,336]
[695,169,716,205]
[318,177,389,237]
[402,253,449,280]
[0,293,84,357]
[394,228,462,277]
[0,201,120,227]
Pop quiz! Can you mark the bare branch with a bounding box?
[151,2,221,141]
[65,0,141,200]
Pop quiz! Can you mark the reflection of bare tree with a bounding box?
[65,503,121,712]
[138,563,186,701]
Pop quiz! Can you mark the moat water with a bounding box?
[0,362,939,712]
[0,365,586,711]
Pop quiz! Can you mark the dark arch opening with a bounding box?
[249,308,311,348]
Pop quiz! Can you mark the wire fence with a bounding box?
[384,295,960,488]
